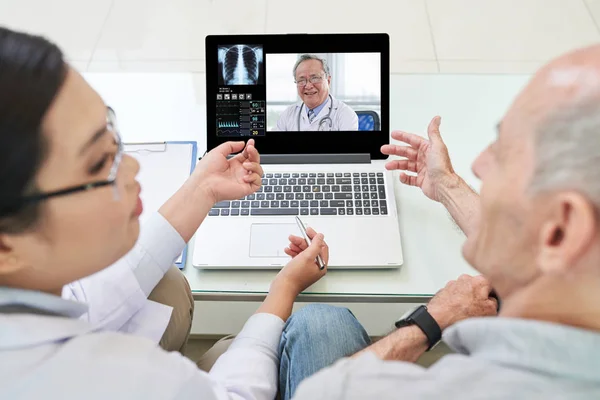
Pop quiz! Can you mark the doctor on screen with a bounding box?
[275,54,358,131]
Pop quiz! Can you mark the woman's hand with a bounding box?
[158,139,262,242]
[257,227,329,321]
[194,139,263,203]
[272,227,329,296]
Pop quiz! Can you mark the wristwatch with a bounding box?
[394,305,442,351]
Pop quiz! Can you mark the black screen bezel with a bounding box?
[205,33,390,160]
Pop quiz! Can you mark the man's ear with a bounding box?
[0,236,23,275]
[327,75,331,86]
[536,192,597,274]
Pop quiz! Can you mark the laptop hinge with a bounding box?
[258,153,371,165]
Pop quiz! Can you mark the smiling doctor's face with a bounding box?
[295,59,331,110]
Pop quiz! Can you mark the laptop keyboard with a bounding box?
[208,172,388,217]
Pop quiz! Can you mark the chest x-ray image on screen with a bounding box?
[218,45,264,85]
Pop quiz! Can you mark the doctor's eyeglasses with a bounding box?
[0,107,124,217]
[295,75,325,87]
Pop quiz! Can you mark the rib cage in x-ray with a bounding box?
[218,45,263,85]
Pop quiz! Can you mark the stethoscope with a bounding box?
[297,94,334,131]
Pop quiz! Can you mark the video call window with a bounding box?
[266,53,381,132]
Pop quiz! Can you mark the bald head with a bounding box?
[508,45,600,132]
[514,46,600,206]
[493,45,600,207]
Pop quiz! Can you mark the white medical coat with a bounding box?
[274,95,358,131]
[61,212,185,342]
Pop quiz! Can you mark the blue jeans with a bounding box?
[278,304,371,400]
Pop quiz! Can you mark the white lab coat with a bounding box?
[274,95,359,131]
[0,287,284,400]
[61,212,185,343]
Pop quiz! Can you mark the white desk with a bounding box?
[85,72,530,333]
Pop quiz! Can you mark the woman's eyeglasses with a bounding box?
[0,106,123,217]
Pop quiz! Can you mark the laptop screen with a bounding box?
[206,34,390,159]
[215,49,381,136]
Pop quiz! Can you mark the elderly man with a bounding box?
[277,45,600,399]
[274,54,358,131]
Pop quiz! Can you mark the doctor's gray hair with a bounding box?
[293,54,330,78]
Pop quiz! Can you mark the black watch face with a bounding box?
[395,306,425,329]
[395,307,418,328]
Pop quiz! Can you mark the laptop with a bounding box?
[193,33,403,269]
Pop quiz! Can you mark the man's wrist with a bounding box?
[395,324,429,346]
[364,325,429,361]
[426,304,453,331]
[437,172,464,198]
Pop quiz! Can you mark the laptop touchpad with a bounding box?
[249,223,297,258]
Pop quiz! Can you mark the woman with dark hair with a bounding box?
[0,27,328,399]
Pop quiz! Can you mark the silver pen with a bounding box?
[295,216,326,270]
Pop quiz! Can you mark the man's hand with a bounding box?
[194,139,263,203]
[272,227,329,297]
[381,116,459,202]
[354,274,497,362]
[427,274,498,330]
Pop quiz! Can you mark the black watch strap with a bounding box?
[395,305,442,351]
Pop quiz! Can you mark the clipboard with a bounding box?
[124,141,198,268]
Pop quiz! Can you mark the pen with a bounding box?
[295,216,326,270]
